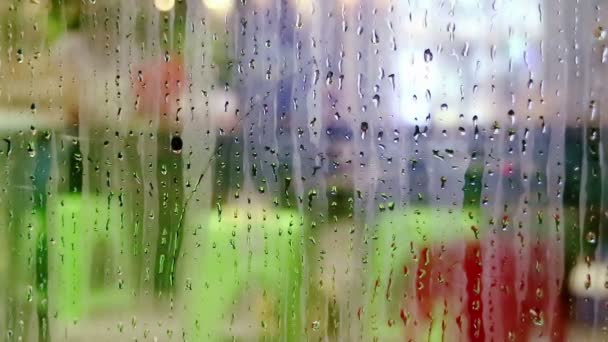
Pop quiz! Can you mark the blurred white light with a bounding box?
[569,262,608,299]
[295,0,313,14]
[203,0,234,13]
[503,0,543,36]
[397,50,437,125]
[508,35,526,62]
[154,0,175,12]
[339,0,356,6]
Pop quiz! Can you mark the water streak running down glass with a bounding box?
[0,0,607,341]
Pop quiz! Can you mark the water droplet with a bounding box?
[16,48,24,63]
[326,71,334,85]
[492,121,501,134]
[462,42,470,57]
[529,309,544,326]
[171,135,183,154]
[424,48,433,62]
[508,109,515,124]
[372,94,381,107]
[360,122,369,139]
[371,30,380,44]
[388,74,395,90]
[501,215,510,231]
[265,67,272,80]
[586,231,597,244]
[27,144,36,157]
[595,26,607,40]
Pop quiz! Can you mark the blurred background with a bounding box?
[0,0,607,340]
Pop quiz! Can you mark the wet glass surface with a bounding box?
[0,0,608,341]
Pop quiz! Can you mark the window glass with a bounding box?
[0,0,606,340]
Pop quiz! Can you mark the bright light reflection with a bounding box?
[508,35,526,62]
[203,0,234,13]
[154,0,175,12]
[295,0,313,14]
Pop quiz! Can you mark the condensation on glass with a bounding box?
[0,0,606,341]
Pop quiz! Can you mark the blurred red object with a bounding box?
[501,163,514,176]
[131,54,186,125]
[412,236,565,341]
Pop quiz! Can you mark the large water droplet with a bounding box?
[424,48,433,62]
[27,144,36,157]
[171,135,183,154]
[529,309,544,326]
[586,231,597,244]
[16,48,24,63]
[595,26,607,40]
[360,122,369,139]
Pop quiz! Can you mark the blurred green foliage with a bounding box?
[187,207,304,341]
[48,0,81,44]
